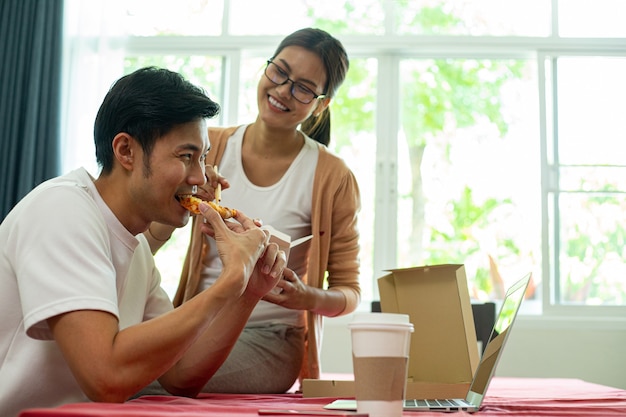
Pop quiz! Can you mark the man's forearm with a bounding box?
[160,291,260,395]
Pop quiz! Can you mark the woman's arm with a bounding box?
[145,222,176,254]
[263,159,361,317]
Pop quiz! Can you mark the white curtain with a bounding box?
[61,0,128,175]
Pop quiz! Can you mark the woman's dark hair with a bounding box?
[94,67,220,174]
[271,28,349,146]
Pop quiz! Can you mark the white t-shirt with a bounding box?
[0,168,173,417]
[200,125,318,326]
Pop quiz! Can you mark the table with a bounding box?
[18,377,626,416]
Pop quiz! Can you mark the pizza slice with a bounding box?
[177,195,237,219]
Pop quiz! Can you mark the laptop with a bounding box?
[325,273,531,413]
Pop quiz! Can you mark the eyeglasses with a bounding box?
[264,60,326,104]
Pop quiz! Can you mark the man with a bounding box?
[0,67,285,417]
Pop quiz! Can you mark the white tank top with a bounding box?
[200,125,318,326]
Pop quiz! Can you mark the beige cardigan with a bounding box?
[173,126,362,382]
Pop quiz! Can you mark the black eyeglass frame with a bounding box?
[264,60,326,104]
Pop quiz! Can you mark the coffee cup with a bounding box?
[348,312,413,417]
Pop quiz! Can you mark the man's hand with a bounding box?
[198,202,284,299]
[198,202,267,297]
[246,242,286,300]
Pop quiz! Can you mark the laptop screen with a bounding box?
[465,273,531,403]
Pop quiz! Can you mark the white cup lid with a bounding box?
[348,312,413,329]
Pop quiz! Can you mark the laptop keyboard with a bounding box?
[405,399,460,408]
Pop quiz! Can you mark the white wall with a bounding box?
[320,314,626,390]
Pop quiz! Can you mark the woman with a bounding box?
[147,28,361,393]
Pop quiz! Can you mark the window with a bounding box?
[396,57,540,304]
[543,55,626,308]
[62,0,626,315]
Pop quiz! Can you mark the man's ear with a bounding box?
[112,133,136,171]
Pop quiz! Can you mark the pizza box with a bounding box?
[301,378,470,399]
[261,225,312,262]
[303,264,478,399]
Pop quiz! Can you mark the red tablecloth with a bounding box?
[19,377,626,417]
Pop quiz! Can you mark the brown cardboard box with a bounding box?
[301,378,470,399]
[379,264,479,397]
[302,264,478,399]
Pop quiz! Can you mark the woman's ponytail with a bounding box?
[301,107,331,146]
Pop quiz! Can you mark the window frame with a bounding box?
[62,2,626,319]
[538,50,626,317]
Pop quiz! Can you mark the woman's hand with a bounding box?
[262,268,312,310]
[262,268,349,316]
[196,165,230,202]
